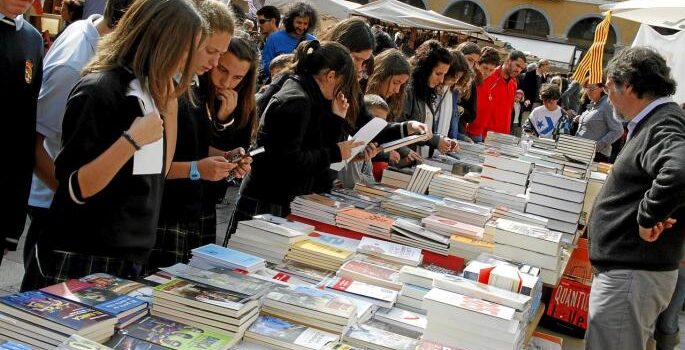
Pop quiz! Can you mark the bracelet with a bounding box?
[122,130,142,150]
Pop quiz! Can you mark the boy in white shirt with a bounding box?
[523,83,572,139]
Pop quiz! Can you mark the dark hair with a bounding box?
[63,0,84,23]
[539,83,561,101]
[269,53,293,72]
[447,49,470,83]
[457,41,480,56]
[103,0,132,28]
[479,46,500,66]
[606,47,676,99]
[320,18,374,54]
[283,2,318,35]
[256,5,280,26]
[366,48,410,120]
[295,40,359,126]
[508,50,527,63]
[372,28,397,55]
[409,40,452,104]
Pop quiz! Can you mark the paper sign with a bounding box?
[126,79,163,175]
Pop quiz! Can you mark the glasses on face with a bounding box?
[584,86,600,92]
[258,19,268,24]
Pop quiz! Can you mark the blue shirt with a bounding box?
[29,15,101,208]
[260,30,315,74]
[626,97,673,139]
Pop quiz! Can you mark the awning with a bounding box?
[599,0,685,31]
[489,33,578,68]
[265,0,360,20]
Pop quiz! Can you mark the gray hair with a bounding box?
[364,94,389,111]
[605,47,676,99]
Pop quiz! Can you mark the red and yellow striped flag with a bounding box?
[571,11,612,84]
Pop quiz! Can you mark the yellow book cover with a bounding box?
[292,240,353,260]
[450,235,495,249]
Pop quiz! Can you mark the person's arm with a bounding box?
[164,94,177,176]
[34,133,58,190]
[597,103,624,151]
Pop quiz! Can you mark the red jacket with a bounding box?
[468,66,517,139]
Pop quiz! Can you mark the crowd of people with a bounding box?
[2,0,685,349]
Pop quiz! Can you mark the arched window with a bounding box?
[504,8,550,37]
[444,1,486,27]
[567,17,617,52]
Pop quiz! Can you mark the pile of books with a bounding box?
[261,285,358,334]
[119,315,238,349]
[0,291,117,349]
[456,140,487,163]
[189,244,266,273]
[243,314,338,350]
[273,260,334,286]
[428,173,479,201]
[290,194,352,225]
[530,137,557,151]
[391,218,449,256]
[160,264,273,300]
[475,186,527,212]
[286,239,354,271]
[479,155,532,195]
[356,236,423,266]
[485,132,523,158]
[406,164,442,194]
[228,219,308,264]
[324,276,398,309]
[151,277,260,335]
[423,288,524,350]
[354,183,400,201]
[493,219,563,286]
[305,231,360,253]
[526,171,587,239]
[396,266,440,314]
[381,190,440,220]
[422,155,462,173]
[435,198,491,227]
[448,235,494,260]
[491,206,548,229]
[335,208,395,240]
[556,135,597,167]
[381,167,412,189]
[373,307,427,334]
[338,259,402,290]
[331,189,382,210]
[421,215,484,241]
[342,323,419,350]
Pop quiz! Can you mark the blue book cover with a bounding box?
[0,340,32,350]
[191,244,264,267]
[41,281,147,317]
[0,291,114,331]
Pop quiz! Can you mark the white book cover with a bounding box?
[326,277,398,304]
[493,244,560,270]
[494,219,561,256]
[483,155,532,175]
[479,178,527,195]
[398,266,441,289]
[421,216,484,240]
[392,220,450,246]
[238,220,306,240]
[357,237,423,266]
[528,183,585,202]
[423,289,517,332]
[374,307,427,332]
[531,171,587,193]
[433,274,530,310]
[481,166,529,186]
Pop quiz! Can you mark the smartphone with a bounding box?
[225,146,265,163]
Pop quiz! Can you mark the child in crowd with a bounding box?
[511,89,525,136]
[523,83,572,139]
[269,53,293,80]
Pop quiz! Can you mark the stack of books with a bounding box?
[120,315,237,349]
[381,190,440,220]
[356,237,423,266]
[479,155,532,195]
[422,155,462,173]
[274,260,334,285]
[0,291,117,349]
[57,334,113,350]
[486,131,520,146]
[475,186,527,212]
[243,314,338,350]
[423,288,523,350]
[448,235,494,260]
[0,339,31,350]
[261,285,357,334]
[338,259,402,290]
[421,215,484,241]
[556,135,597,168]
[322,192,377,211]
[290,194,353,225]
[491,206,548,228]
[342,323,419,350]
[189,244,266,273]
[406,164,442,194]
[428,174,479,201]
[526,171,587,238]
[151,278,260,335]
[228,219,308,264]
[493,219,563,285]
[253,213,315,234]
[336,208,395,240]
[396,266,440,314]
[390,218,449,256]
[381,167,413,189]
[324,276,398,309]
[373,307,427,335]
[530,137,557,151]
[331,189,382,210]
[286,240,354,271]
[354,183,400,201]
[305,231,360,253]
[160,264,273,300]
[435,198,491,227]
[40,280,148,330]
[456,141,486,163]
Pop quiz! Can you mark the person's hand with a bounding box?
[639,218,677,242]
[524,100,531,107]
[197,156,237,181]
[405,150,422,163]
[566,109,576,117]
[353,142,380,162]
[388,150,401,164]
[337,139,365,159]
[332,92,350,119]
[438,137,457,153]
[407,121,428,135]
[128,111,164,146]
[216,89,238,121]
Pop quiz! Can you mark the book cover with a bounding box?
[237,220,306,239]
[0,340,32,350]
[105,334,168,350]
[291,241,353,261]
[340,260,399,284]
[253,214,315,234]
[246,315,338,349]
[327,277,398,303]
[42,282,146,317]
[343,324,418,350]
[357,237,422,266]
[160,264,272,298]
[80,274,146,296]
[121,316,234,350]
[0,291,115,331]
[374,307,427,331]
[265,286,356,319]
[335,209,395,229]
[298,194,351,211]
[191,244,264,268]
[423,288,515,321]
[306,232,360,252]
[153,279,249,311]
[57,334,113,350]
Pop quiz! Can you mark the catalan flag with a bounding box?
[571,11,612,84]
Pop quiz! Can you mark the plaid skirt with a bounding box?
[21,247,144,292]
[145,211,217,274]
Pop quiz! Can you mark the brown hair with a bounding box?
[85,0,203,114]
[197,0,235,36]
[365,48,410,121]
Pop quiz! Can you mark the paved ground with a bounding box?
[1,185,683,349]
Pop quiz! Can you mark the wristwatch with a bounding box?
[189,161,201,181]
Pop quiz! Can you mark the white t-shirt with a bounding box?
[528,105,563,138]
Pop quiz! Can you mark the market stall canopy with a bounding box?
[490,33,577,69]
[350,0,487,35]
[599,0,685,31]
[264,0,360,20]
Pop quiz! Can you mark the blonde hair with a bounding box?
[197,0,235,35]
[84,0,203,114]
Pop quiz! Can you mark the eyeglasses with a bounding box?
[258,19,269,24]
[584,85,600,92]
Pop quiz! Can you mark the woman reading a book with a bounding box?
[231,40,361,224]
[21,0,204,290]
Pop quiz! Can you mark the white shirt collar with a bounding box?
[627,97,673,139]
[0,13,24,31]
